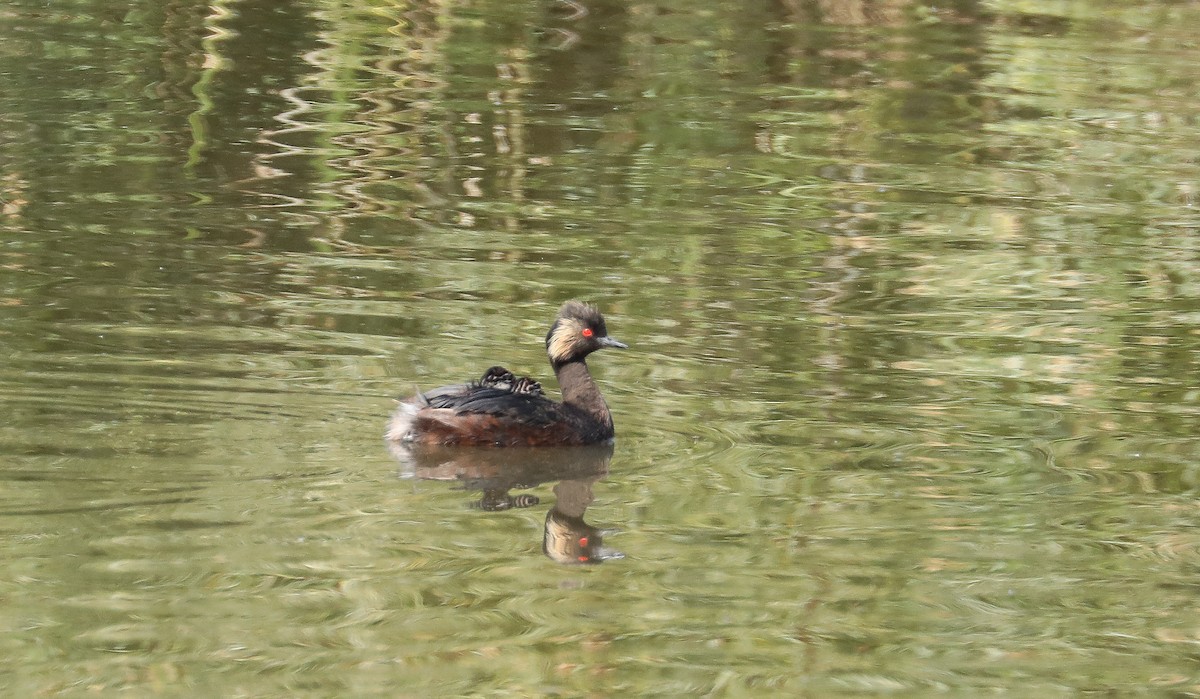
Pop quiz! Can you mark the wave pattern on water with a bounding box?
[5,0,1200,696]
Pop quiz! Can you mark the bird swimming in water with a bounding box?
[387,301,626,447]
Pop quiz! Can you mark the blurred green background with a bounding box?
[3,1,1200,695]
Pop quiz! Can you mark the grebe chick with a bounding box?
[386,301,627,447]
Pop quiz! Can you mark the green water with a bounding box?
[4,0,1200,695]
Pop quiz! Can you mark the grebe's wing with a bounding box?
[411,366,550,419]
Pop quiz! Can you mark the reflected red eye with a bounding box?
[579,536,589,546]
[581,328,594,338]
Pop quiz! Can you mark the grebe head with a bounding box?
[545,300,627,366]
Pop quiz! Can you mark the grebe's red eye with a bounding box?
[581,328,594,338]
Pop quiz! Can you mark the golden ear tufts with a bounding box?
[547,317,583,362]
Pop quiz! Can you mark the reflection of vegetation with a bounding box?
[5,0,1200,696]
[1,0,1197,452]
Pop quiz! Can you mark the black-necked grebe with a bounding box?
[386,301,626,447]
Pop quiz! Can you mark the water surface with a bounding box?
[3,0,1200,695]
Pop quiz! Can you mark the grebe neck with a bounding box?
[554,358,613,430]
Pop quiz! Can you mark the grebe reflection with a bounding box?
[391,443,622,564]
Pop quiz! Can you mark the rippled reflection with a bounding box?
[391,444,621,564]
[5,0,1200,695]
